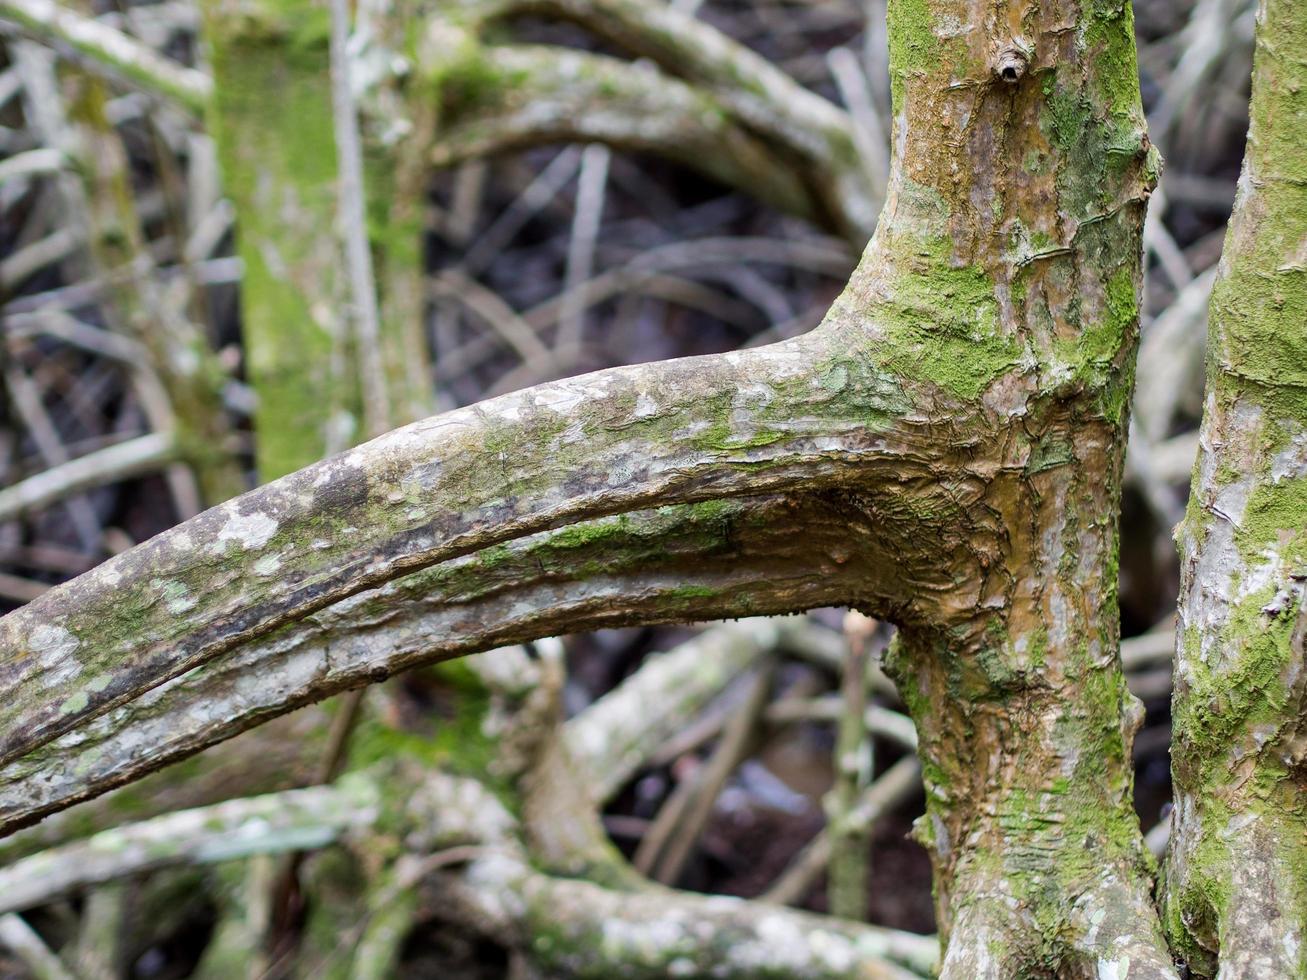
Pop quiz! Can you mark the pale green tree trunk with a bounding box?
[1164,0,1307,974]
[201,0,432,479]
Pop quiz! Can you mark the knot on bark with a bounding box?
[995,47,1028,84]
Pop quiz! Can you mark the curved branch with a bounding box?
[0,781,379,914]
[0,320,954,797]
[434,0,876,241]
[0,433,178,522]
[435,854,934,979]
[414,771,938,978]
[0,485,902,832]
[433,45,828,232]
[562,619,781,803]
[0,770,937,978]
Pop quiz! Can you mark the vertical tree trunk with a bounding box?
[867,0,1167,973]
[201,0,432,480]
[1164,1,1307,975]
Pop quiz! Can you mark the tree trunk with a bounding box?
[0,0,1169,969]
[202,0,432,479]
[1164,0,1307,974]
[865,1,1167,972]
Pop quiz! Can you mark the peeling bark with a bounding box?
[1164,0,1307,974]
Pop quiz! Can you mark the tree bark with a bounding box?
[1163,0,1307,975]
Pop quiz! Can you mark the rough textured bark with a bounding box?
[0,0,1180,972]
[864,1,1167,973]
[1163,0,1307,974]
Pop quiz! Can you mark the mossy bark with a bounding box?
[201,0,432,480]
[861,0,1167,973]
[1164,0,1307,974]
[435,0,878,244]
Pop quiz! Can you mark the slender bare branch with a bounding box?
[0,781,379,915]
[0,433,177,522]
[0,0,209,111]
[431,44,828,232]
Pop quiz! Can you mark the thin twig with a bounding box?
[328,0,389,438]
[0,431,176,522]
[763,754,921,907]
[557,144,610,353]
[634,659,776,884]
[0,913,77,980]
[826,610,875,919]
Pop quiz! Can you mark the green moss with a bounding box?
[59,691,89,715]
[1237,477,1307,565]
[1084,2,1143,120]
[1025,435,1075,476]
[1208,178,1307,426]
[1096,267,1137,360]
[207,16,344,479]
[382,499,746,610]
[434,45,532,117]
[1164,799,1231,972]
[1248,3,1307,187]
[868,235,1021,399]
[664,584,718,600]
[885,0,938,114]
[1027,626,1049,669]
[1172,587,1300,790]
[346,661,499,782]
[1043,74,1094,155]
[1039,32,1150,221]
